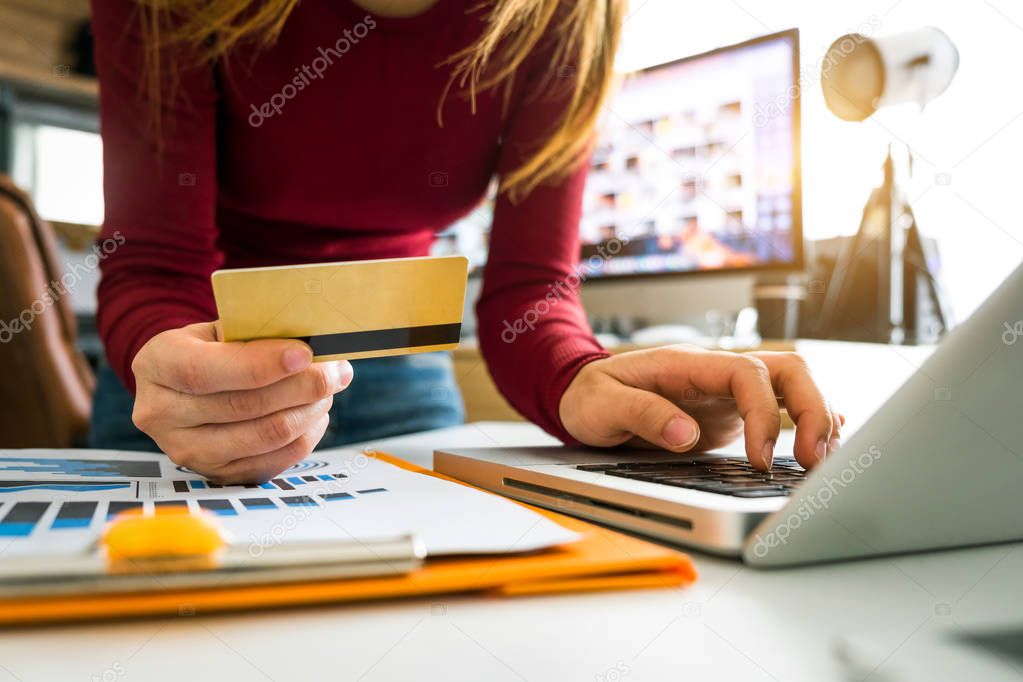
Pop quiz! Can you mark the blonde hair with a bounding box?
[136,0,624,199]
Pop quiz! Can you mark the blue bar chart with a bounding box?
[0,488,388,538]
[162,472,350,493]
[0,502,49,536]
[52,502,98,529]
[0,456,161,478]
[0,481,132,494]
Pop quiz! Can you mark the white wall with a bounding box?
[614,0,1023,323]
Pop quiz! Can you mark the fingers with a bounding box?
[173,361,352,426]
[207,413,331,484]
[725,356,782,471]
[604,383,702,452]
[159,396,334,469]
[561,347,839,473]
[753,352,836,469]
[828,407,844,452]
[143,322,314,395]
[644,348,780,469]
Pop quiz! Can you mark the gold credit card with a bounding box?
[211,255,468,361]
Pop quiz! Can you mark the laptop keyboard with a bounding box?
[575,456,806,498]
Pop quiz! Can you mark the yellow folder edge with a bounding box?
[0,451,697,627]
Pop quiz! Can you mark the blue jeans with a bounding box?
[89,352,465,452]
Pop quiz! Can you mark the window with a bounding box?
[12,124,103,226]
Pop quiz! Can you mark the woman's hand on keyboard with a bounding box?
[558,345,844,470]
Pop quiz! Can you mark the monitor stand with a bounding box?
[813,146,950,344]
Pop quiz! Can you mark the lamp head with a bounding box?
[822,27,959,122]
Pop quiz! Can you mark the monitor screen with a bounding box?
[579,29,801,279]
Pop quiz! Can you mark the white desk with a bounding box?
[1,345,1021,682]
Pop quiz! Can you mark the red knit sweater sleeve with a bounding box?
[476,68,611,443]
[92,0,608,435]
[91,0,222,392]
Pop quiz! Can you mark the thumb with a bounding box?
[153,321,313,394]
[610,384,701,452]
[185,320,219,343]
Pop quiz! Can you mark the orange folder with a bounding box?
[0,452,697,626]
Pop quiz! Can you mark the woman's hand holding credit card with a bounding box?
[131,322,352,483]
[128,256,468,483]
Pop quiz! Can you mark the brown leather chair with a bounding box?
[0,175,94,447]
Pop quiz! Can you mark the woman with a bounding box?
[90,0,842,482]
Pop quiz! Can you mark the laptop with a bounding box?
[435,263,1023,567]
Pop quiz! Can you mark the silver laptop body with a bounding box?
[435,263,1023,566]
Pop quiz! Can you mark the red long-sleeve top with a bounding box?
[91,0,609,441]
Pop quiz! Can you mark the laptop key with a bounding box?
[634,473,721,484]
[766,473,805,482]
[675,481,734,492]
[718,482,787,490]
[605,469,696,479]
[731,488,790,498]
[614,460,701,470]
[615,472,682,483]
[648,475,723,484]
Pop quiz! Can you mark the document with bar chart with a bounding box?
[0,449,579,561]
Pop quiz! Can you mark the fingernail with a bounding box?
[761,440,775,469]
[815,439,827,461]
[663,417,698,448]
[283,346,312,372]
[828,437,841,454]
[339,361,353,388]
[323,363,343,391]
[324,362,353,391]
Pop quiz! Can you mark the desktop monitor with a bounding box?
[579,29,802,279]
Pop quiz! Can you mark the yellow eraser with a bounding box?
[103,507,224,561]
